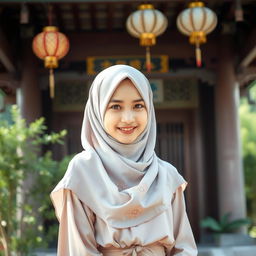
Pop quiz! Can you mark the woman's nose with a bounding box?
[121,110,135,123]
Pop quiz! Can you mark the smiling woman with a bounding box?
[51,65,197,256]
[104,79,148,144]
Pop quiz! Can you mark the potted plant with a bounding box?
[200,213,255,246]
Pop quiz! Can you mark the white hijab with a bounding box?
[51,65,186,228]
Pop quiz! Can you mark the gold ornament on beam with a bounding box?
[126,4,168,72]
[176,1,217,67]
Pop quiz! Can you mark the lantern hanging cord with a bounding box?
[48,4,53,26]
[49,68,55,98]
[146,46,152,72]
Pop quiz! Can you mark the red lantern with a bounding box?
[32,26,69,98]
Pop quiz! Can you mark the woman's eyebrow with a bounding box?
[109,99,123,103]
[133,98,144,103]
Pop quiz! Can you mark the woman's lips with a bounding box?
[118,126,136,134]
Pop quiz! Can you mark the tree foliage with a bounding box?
[239,99,256,227]
[0,105,70,256]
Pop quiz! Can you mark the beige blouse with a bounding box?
[55,186,198,256]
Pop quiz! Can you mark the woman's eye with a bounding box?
[134,104,144,109]
[110,104,121,110]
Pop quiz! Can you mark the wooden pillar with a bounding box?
[215,36,246,226]
[16,41,41,122]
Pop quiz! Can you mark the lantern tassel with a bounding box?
[146,46,152,72]
[49,68,55,98]
[195,44,202,67]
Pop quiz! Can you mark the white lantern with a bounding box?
[126,4,168,71]
[177,1,217,67]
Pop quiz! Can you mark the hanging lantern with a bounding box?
[32,26,69,98]
[126,4,168,72]
[176,1,217,67]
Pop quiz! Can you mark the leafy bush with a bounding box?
[239,99,256,235]
[0,105,70,256]
[32,153,73,248]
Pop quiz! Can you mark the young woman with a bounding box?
[51,65,198,255]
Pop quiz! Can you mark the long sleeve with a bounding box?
[56,189,102,256]
[169,187,198,256]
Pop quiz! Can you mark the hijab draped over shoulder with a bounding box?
[51,65,186,228]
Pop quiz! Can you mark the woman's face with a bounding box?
[104,79,148,144]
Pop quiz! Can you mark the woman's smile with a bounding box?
[118,126,137,134]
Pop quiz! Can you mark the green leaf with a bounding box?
[200,217,222,232]
[225,218,252,232]
[219,212,231,230]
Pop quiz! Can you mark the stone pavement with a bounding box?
[198,245,256,256]
[35,245,256,256]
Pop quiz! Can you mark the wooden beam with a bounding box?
[123,3,132,22]
[72,3,81,31]
[0,29,16,74]
[239,28,256,69]
[106,3,113,31]
[1,0,253,4]
[89,3,97,30]
[0,0,191,3]
[240,46,256,69]
[237,66,256,87]
[0,73,19,88]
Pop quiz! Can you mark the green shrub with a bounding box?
[239,99,256,235]
[0,105,70,256]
